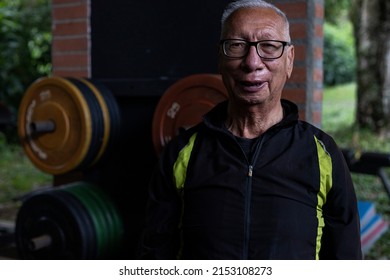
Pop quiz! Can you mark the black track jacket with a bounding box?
[139,99,362,260]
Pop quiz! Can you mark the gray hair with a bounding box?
[221,0,290,39]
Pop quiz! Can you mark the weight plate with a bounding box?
[51,190,97,259]
[86,79,122,157]
[76,78,112,165]
[61,182,124,258]
[15,190,97,259]
[66,78,105,170]
[83,185,124,254]
[69,183,124,257]
[18,77,93,175]
[152,74,228,155]
[63,183,109,258]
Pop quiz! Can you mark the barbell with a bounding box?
[18,77,121,175]
[15,181,124,259]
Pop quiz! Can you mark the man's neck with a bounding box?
[226,101,283,138]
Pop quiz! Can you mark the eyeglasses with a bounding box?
[220,39,291,60]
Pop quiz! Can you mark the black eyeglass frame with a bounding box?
[220,39,292,60]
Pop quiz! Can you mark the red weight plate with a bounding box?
[152,74,228,155]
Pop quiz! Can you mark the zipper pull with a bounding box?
[248,165,253,177]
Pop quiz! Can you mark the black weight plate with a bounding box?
[83,79,122,158]
[67,78,105,170]
[15,190,97,259]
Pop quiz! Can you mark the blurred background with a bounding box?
[0,0,389,259]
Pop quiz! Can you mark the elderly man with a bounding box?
[139,0,362,259]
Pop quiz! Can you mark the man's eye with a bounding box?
[230,42,246,49]
[261,43,278,49]
[260,43,280,50]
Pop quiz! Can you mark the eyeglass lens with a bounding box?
[223,40,287,59]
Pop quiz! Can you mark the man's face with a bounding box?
[219,8,294,107]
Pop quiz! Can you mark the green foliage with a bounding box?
[325,0,352,25]
[322,83,356,130]
[324,22,356,86]
[0,0,51,115]
[324,0,357,87]
[323,83,390,259]
[0,133,51,203]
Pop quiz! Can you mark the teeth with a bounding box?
[242,82,262,86]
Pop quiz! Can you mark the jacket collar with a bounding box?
[202,99,299,132]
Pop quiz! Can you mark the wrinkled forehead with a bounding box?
[221,7,289,40]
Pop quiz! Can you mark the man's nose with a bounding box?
[241,45,265,71]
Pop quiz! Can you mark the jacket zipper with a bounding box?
[242,136,266,259]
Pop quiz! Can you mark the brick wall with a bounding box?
[52,0,90,77]
[274,0,324,127]
[51,0,324,126]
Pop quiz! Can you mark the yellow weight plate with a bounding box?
[18,76,93,175]
[76,78,111,165]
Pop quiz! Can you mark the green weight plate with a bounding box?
[72,183,116,256]
[62,183,108,258]
[76,184,124,256]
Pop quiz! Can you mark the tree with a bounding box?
[0,0,51,115]
[352,0,390,135]
[325,0,351,25]
[323,0,356,87]
[323,23,356,86]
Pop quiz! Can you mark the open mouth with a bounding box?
[239,81,267,92]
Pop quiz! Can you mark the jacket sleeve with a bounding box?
[319,143,363,259]
[137,143,182,259]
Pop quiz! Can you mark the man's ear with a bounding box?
[286,45,294,79]
[217,46,224,74]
